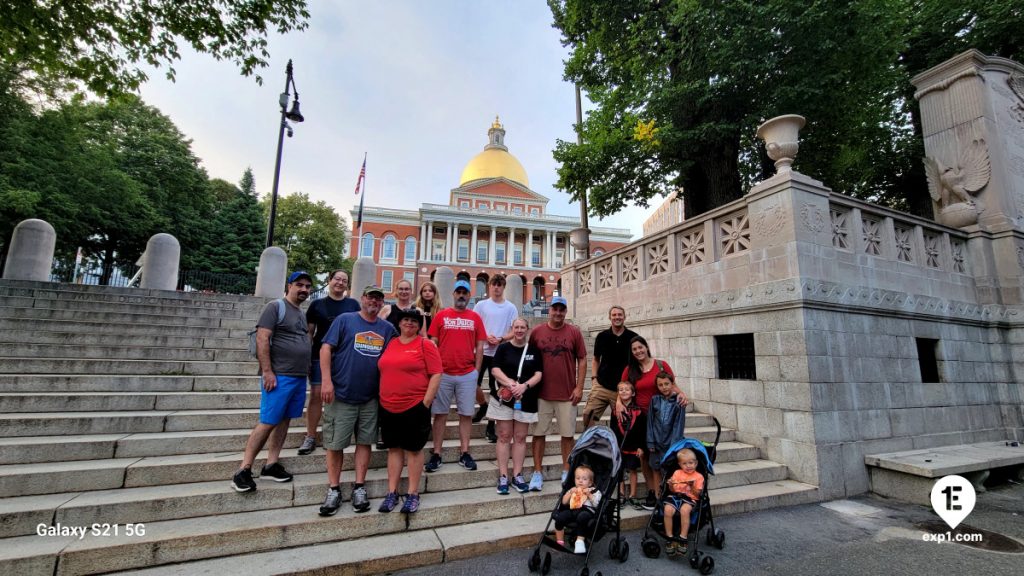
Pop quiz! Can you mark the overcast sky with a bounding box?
[138,0,651,240]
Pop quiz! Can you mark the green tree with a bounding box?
[549,0,1024,218]
[261,192,347,275]
[194,169,266,281]
[1,0,310,97]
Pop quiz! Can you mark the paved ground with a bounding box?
[393,480,1024,576]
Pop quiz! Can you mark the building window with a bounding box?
[593,248,604,256]
[381,270,393,292]
[514,243,523,266]
[459,200,470,209]
[478,201,490,210]
[404,236,417,262]
[555,249,564,269]
[916,338,940,383]
[513,206,523,215]
[532,246,541,266]
[495,203,507,212]
[530,207,540,216]
[403,271,415,286]
[715,334,756,380]
[458,238,469,261]
[432,240,445,261]
[360,233,374,258]
[381,234,397,262]
[477,240,489,263]
[496,241,506,263]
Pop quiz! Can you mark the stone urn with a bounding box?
[569,227,591,261]
[756,114,806,174]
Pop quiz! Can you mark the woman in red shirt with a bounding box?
[376,309,442,514]
[615,335,688,510]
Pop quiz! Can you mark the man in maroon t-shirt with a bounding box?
[424,280,487,473]
[527,296,587,491]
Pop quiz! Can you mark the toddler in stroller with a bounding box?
[527,427,629,576]
[641,424,726,575]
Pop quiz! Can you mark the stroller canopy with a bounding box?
[659,437,714,475]
[569,426,622,479]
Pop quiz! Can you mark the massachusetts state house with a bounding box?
[349,118,631,302]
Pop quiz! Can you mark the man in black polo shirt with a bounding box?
[582,305,638,428]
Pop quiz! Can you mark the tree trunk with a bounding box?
[681,135,744,218]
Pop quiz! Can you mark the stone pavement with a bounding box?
[393,481,1024,576]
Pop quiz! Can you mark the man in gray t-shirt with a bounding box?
[231,271,313,493]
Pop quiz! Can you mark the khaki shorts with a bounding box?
[322,398,378,451]
[486,396,539,424]
[582,385,618,425]
[529,399,577,438]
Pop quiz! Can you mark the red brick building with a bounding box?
[350,118,632,303]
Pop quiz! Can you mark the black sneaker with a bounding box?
[458,452,477,471]
[472,404,488,423]
[231,468,256,493]
[259,462,293,483]
[424,451,443,473]
[485,420,497,443]
[642,490,657,511]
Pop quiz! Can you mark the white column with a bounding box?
[546,231,553,268]
[527,229,534,267]
[489,226,497,265]
[509,226,516,266]
[420,221,428,261]
[446,223,453,262]
[471,224,479,264]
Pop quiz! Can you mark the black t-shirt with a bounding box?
[593,327,638,391]
[307,296,360,360]
[492,341,542,413]
[386,303,417,333]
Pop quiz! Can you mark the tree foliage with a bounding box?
[1,0,310,97]
[260,192,348,275]
[549,0,1024,218]
[194,168,266,277]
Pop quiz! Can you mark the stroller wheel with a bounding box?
[607,538,620,559]
[689,550,701,569]
[541,551,551,575]
[579,567,589,576]
[641,536,660,559]
[714,529,725,549]
[528,549,540,572]
[700,555,716,574]
[618,540,629,563]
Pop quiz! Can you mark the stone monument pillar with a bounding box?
[254,247,287,298]
[350,256,376,300]
[434,266,455,309]
[139,233,180,291]
[505,273,524,314]
[913,50,1024,304]
[2,219,56,282]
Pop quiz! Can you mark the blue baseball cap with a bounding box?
[454,280,472,292]
[287,271,312,284]
[550,296,568,308]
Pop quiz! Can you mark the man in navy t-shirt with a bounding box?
[317,285,396,515]
[299,269,359,455]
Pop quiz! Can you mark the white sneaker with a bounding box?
[574,539,587,554]
[529,471,544,491]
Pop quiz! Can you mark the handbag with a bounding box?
[499,344,529,407]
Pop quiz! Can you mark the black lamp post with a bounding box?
[265,59,305,248]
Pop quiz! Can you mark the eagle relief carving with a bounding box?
[1009,71,1024,124]
[923,138,991,228]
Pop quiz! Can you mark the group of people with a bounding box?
[230,271,691,524]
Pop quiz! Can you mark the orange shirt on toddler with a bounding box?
[668,469,704,502]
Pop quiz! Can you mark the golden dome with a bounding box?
[458,118,530,187]
[459,149,530,187]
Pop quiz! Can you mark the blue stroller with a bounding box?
[527,426,629,576]
[640,417,725,574]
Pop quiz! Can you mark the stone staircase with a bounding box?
[0,280,818,575]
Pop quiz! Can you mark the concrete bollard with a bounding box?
[139,233,180,291]
[350,256,376,299]
[255,247,288,297]
[2,219,57,282]
[506,273,524,314]
[434,266,454,309]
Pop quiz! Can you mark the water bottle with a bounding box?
[514,386,522,411]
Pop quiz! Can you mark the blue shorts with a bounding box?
[664,494,697,512]
[259,374,307,425]
[309,359,322,385]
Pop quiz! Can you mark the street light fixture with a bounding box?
[265,59,305,248]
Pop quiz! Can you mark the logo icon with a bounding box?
[930,475,976,530]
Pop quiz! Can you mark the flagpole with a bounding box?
[355,152,367,255]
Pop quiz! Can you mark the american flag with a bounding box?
[354,156,366,195]
[355,154,366,229]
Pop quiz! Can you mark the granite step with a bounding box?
[0,375,258,393]
[0,306,232,327]
[0,343,255,362]
[1,478,817,576]
[0,330,247,350]
[0,358,257,376]
[0,281,268,306]
[0,318,241,339]
[0,435,755,497]
[0,391,261,413]
[0,296,253,319]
